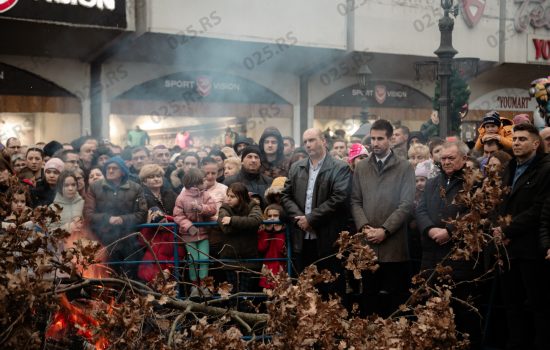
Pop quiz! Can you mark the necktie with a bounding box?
[377,159,384,172]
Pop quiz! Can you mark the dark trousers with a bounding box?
[500,259,550,350]
[295,239,346,300]
[226,270,257,293]
[360,262,410,318]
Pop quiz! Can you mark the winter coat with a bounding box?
[540,196,550,255]
[260,158,289,179]
[31,180,56,207]
[257,226,286,288]
[205,182,228,220]
[281,155,351,256]
[392,143,408,160]
[415,168,480,280]
[498,153,550,259]
[51,193,84,231]
[420,119,439,139]
[137,215,185,282]
[224,169,273,205]
[351,152,415,263]
[83,178,148,247]
[217,202,263,268]
[173,187,217,243]
[474,119,513,151]
[143,186,177,216]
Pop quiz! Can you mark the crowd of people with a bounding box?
[1,111,550,349]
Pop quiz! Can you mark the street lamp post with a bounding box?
[434,0,458,138]
[357,63,373,124]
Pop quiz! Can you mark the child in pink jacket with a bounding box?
[173,168,217,297]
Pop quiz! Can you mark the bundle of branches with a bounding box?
[0,168,509,349]
[0,202,100,347]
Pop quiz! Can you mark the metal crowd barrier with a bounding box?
[106,220,293,299]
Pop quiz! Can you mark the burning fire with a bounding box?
[65,227,110,279]
[46,294,110,349]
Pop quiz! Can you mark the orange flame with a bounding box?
[46,294,110,349]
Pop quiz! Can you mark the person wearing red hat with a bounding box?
[347,143,369,171]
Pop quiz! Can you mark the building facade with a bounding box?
[1,0,549,146]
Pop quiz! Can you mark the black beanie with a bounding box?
[43,140,63,157]
[241,145,261,161]
[482,111,501,128]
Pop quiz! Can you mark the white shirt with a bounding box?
[304,156,326,239]
[375,150,392,164]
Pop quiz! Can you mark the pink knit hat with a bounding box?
[44,158,64,173]
[348,143,368,164]
[513,114,531,125]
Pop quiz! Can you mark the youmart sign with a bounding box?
[0,0,127,28]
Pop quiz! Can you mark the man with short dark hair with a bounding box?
[331,139,347,158]
[391,126,410,160]
[152,145,171,171]
[351,119,415,317]
[479,139,503,172]
[494,123,550,349]
[58,149,80,171]
[130,147,150,176]
[283,136,295,158]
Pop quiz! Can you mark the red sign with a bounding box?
[374,85,386,104]
[461,0,486,28]
[532,38,550,61]
[0,0,18,13]
[195,76,212,97]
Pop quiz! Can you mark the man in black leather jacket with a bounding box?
[494,123,550,350]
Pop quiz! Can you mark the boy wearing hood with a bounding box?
[259,127,289,178]
[84,156,148,277]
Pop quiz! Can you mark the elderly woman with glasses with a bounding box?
[139,164,177,215]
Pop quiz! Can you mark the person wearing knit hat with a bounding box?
[30,157,64,207]
[513,113,531,125]
[347,143,369,170]
[225,145,273,207]
[84,155,147,278]
[240,145,261,162]
[264,176,287,205]
[43,140,63,160]
[474,111,513,152]
[45,158,64,174]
